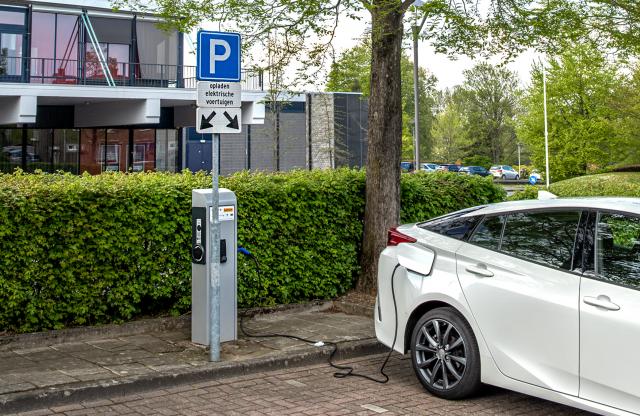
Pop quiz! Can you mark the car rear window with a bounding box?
[419,207,484,240]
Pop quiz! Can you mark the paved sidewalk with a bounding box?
[0,303,382,413]
[6,354,590,416]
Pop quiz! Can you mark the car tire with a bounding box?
[501,174,506,180]
[410,307,481,400]
[515,175,519,180]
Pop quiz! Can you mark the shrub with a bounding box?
[507,186,539,201]
[0,169,504,332]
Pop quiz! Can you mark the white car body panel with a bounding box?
[580,278,640,414]
[374,198,640,416]
[456,243,580,395]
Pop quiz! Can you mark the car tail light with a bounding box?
[387,227,417,246]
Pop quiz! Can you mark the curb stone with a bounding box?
[0,337,387,414]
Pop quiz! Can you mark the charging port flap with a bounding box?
[397,244,434,276]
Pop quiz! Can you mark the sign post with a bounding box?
[196,30,242,362]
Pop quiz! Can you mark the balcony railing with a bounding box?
[0,57,264,91]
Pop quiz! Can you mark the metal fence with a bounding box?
[0,57,264,90]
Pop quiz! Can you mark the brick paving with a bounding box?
[8,353,592,416]
[0,306,373,401]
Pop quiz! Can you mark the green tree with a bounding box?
[431,89,467,162]
[116,0,589,293]
[517,42,628,181]
[326,38,437,161]
[455,63,521,164]
[613,65,640,166]
[582,1,640,55]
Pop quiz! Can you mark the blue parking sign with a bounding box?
[197,31,241,82]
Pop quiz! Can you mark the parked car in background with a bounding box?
[2,146,40,162]
[490,165,519,180]
[530,169,543,183]
[376,198,640,415]
[459,166,491,177]
[420,163,439,172]
[437,164,462,173]
[401,162,415,173]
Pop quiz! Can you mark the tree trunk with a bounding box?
[357,3,404,294]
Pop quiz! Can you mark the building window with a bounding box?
[0,128,79,173]
[0,7,26,79]
[0,128,23,173]
[133,129,155,172]
[0,32,22,76]
[135,20,177,83]
[0,9,25,26]
[85,42,129,80]
[30,12,79,84]
[156,129,178,172]
[53,129,80,173]
[79,129,106,174]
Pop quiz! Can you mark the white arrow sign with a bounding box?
[197,81,241,108]
[196,107,242,134]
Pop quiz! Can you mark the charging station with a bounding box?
[191,188,237,345]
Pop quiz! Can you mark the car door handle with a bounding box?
[583,296,620,311]
[465,265,494,277]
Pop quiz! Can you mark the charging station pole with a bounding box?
[209,133,221,362]
[195,30,243,362]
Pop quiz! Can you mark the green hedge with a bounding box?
[0,169,504,332]
[550,172,640,197]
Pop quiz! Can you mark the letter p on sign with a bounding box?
[210,39,230,74]
[197,31,241,82]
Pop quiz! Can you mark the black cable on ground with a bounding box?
[238,247,401,384]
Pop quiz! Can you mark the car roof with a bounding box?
[461,197,640,217]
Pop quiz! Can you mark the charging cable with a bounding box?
[237,245,401,383]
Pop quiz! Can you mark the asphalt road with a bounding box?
[10,353,591,416]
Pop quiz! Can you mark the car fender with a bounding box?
[401,283,502,385]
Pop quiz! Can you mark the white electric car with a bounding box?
[375,198,640,416]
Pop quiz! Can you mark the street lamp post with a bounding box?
[517,142,521,178]
[412,2,427,170]
[542,64,550,189]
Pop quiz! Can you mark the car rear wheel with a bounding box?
[501,174,506,180]
[411,307,481,400]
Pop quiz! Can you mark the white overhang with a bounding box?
[0,83,266,127]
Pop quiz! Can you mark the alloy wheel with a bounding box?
[414,318,467,390]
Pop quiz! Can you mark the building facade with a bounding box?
[0,1,367,175]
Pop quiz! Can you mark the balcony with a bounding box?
[0,57,264,91]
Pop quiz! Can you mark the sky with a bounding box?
[188,9,540,92]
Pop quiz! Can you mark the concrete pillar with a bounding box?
[0,96,37,125]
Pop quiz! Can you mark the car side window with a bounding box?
[500,211,580,270]
[469,216,505,250]
[596,212,640,289]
